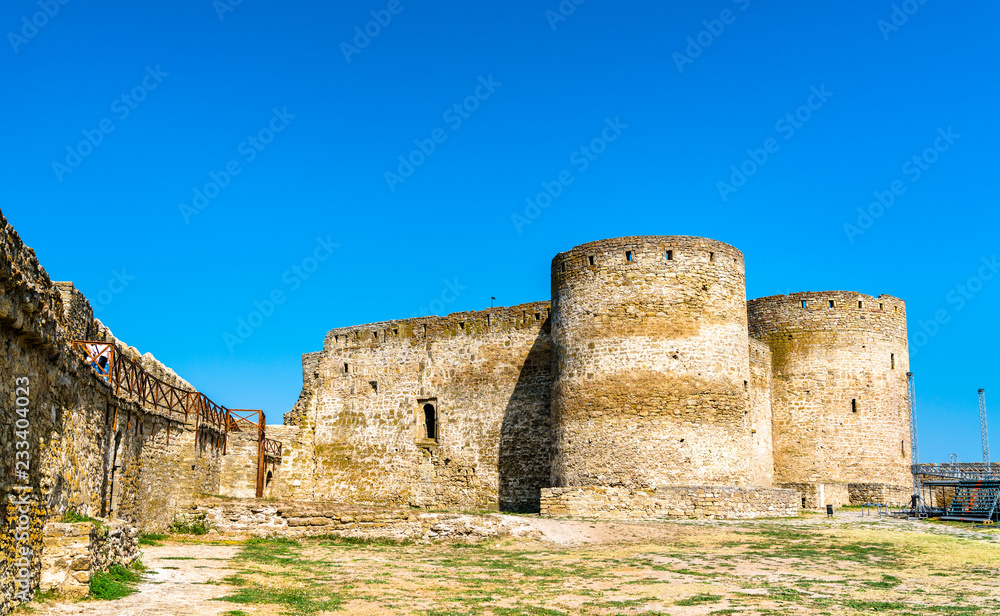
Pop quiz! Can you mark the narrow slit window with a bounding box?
[829,300,836,308]
[851,399,858,413]
[879,303,884,310]
[801,300,808,309]
[373,331,378,340]
[423,403,437,441]
[858,300,864,308]
[709,252,715,263]
[891,354,896,369]
[626,251,633,262]
[344,363,349,374]
[588,255,595,266]
[666,250,673,261]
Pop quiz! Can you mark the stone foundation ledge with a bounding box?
[184,498,540,541]
[41,520,139,598]
[539,486,800,520]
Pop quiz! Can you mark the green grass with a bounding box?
[139,533,168,546]
[676,593,723,606]
[217,585,343,615]
[89,561,146,600]
[60,508,104,526]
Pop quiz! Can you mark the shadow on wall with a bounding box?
[498,324,554,513]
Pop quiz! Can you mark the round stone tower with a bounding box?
[549,236,758,489]
[747,292,911,491]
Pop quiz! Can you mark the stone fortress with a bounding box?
[273,235,914,517]
[0,220,914,613]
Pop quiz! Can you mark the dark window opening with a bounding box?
[744,380,749,391]
[265,470,273,487]
[852,399,858,413]
[858,300,864,308]
[709,252,715,263]
[666,250,673,261]
[369,380,378,393]
[373,331,378,340]
[344,363,349,374]
[879,303,884,310]
[534,312,541,321]
[458,322,465,330]
[588,255,595,266]
[891,354,896,369]
[829,300,836,308]
[423,404,437,441]
[561,263,566,272]
[626,251,633,262]
[801,300,808,309]
[802,497,807,508]
[393,328,399,336]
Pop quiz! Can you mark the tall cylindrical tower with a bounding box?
[550,236,756,489]
[747,292,911,489]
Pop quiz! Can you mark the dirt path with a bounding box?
[32,543,243,616]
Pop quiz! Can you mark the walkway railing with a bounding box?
[74,340,230,448]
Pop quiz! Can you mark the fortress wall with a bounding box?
[748,339,775,487]
[748,292,911,489]
[549,236,757,489]
[0,213,226,613]
[283,302,553,512]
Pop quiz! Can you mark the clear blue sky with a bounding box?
[2,0,997,463]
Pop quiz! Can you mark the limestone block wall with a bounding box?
[283,302,553,512]
[549,236,758,489]
[40,520,138,598]
[848,483,911,506]
[0,211,227,614]
[748,292,911,491]
[539,486,799,520]
[220,429,262,499]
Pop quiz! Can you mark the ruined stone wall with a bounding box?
[0,212,226,613]
[539,486,799,520]
[283,302,553,512]
[39,520,138,598]
[220,428,261,499]
[748,292,911,491]
[549,236,758,489]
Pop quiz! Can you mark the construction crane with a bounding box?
[981,389,991,476]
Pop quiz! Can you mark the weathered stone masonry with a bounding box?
[283,235,912,517]
[0,212,230,615]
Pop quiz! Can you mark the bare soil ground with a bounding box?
[18,511,1000,616]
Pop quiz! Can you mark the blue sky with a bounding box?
[2,0,997,462]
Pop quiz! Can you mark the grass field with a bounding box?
[209,516,1000,615]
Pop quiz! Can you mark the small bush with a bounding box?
[170,512,211,535]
